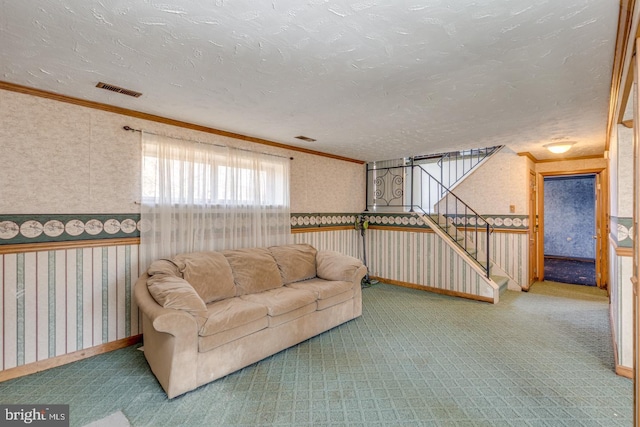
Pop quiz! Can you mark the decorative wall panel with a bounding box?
[1,245,140,371]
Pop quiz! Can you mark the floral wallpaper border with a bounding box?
[1,212,532,245]
[291,213,529,231]
[290,213,359,229]
[0,214,141,245]
[364,213,528,230]
[439,213,528,230]
[611,216,633,248]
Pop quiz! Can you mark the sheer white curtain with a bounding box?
[140,132,291,269]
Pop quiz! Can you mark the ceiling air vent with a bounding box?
[96,82,142,98]
[295,135,316,142]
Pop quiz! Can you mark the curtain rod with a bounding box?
[123,126,293,160]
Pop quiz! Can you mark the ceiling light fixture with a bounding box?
[544,141,575,154]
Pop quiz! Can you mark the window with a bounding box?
[140,132,291,269]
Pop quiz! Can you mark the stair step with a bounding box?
[491,275,509,294]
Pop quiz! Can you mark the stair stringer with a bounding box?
[430,210,521,293]
[490,262,520,292]
[471,236,523,292]
[417,213,501,304]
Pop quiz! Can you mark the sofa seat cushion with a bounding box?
[269,244,317,284]
[286,278,353,300]
[173,251,236,304]
[199,318,269,353]
[199,297,268,337]
[240,287,317,317]
[316,289,354,310]
[267,303,317,327]
[223,248,283,295]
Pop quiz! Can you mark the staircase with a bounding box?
[366,146,511,300]
[413,146,501,194]
[426,211,509,296]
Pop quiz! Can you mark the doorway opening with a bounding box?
[543,174,597,286]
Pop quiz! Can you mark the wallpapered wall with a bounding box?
[0,87,365,374]
[293,213,529,302]
[1,87,595,375]
[608,123,634,372]
[1,245,140,370]
[449,148,529,215]
[0,89,365,215]
[291,213,529,296]
[609,247,633,369]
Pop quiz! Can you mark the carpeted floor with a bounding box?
[544,257,596,286]
[0,282,631,426]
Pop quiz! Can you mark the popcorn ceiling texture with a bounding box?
[0,0,617,161]
[0,89,364,214]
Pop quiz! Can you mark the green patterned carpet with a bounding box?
[0,282,632,426]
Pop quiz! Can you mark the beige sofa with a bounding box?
[134,243,366,399]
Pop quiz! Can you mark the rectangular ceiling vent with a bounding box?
[96,82,142,98]
[295,135,316,142]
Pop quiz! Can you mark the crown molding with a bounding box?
[517,152,605,163]
[606,0,637,150]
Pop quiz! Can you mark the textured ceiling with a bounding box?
[0,0,619,161]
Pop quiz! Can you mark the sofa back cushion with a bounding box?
[223,247,283,295]
[147,259,181,277]
[173,252,236,304]
[269,244,317,284]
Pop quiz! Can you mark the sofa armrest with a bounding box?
[316,250,367,284]
[134,274,199,336]
[135,273,201,398]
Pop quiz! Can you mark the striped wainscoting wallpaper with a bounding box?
[365,229,495,300]
[1,245,140,372]
[609,241,633,371]
[483,231,529,287]
[293,226,529,300]
[293,229,362,259]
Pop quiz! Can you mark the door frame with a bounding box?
[535,168,609,289]
[632,38,639,426]
[527,169,538,288]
